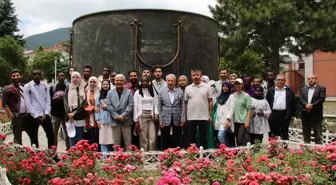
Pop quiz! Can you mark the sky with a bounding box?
[12,0,217,37]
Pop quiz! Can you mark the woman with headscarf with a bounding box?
[95,79,113,152]
[133,76,158,151]
[178,75,189,149]
[213,82,235,146]
[63,71,86,147]
[85,76,100,146]
[243,77,254,96]
[249,85,271,144]
[201,75,210,84]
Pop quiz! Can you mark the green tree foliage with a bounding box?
[31,51,69,82]
[209,0,336,74]
[0,0,25,45]
[220,49,265,78]
[0,36,27,86]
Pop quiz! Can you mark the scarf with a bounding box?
[202,75,210,84]
[217,82,232,105]
[68,72,85,110]
[253,85,264,100]
[99,80,110,101]
[86,76,100,107]
[243,77,254,96]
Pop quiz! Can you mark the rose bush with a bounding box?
[0,135,335,185]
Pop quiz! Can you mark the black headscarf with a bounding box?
[253,85,264,100]
[99,79,110,101]
[217,82,232,105]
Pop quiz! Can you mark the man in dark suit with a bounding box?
[158,74,185,150]
[300,74,326,144]
[266,74,296,140]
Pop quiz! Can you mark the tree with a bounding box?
[209,0,336,73]
[0,0,25,45]
[220,49,265,78]
[0,36,27,86]
[31,50,69,82]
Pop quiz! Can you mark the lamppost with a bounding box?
[54,57,64,83]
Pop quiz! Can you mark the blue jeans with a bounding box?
[100,144,113,153]
[69,126,84,147]
[218,129,230,146]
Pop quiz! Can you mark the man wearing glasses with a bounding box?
[23,69,55,148]
[266,74,296,141]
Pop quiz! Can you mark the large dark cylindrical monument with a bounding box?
[72,9,219,79]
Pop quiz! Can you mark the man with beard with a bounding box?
[2,69,34,145]
[98,66,111,90]
[125,70,138,95]
[125,70,139,148]
[82,65,93,90]
[215,68,229,97]
[23,69,55,148]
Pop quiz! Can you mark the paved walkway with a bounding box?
[5,126,67,151]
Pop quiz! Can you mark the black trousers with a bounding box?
[131,124,140,149]
[161,122,182,150]
[234,122,250,146]
[269,110,290,140]
[182,125,189,149]
[26,115,55,148]
[302,117,323,144]
[188,120,208,149]
[87,127,99,145]
[11,113,31,145]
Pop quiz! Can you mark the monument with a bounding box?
[72,9,219,79]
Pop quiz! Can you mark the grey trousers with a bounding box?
[112,125,132,151]
[53,116,70,150]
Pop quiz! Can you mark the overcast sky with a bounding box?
[12,0,217,37]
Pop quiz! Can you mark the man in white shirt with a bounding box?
[23,69,55,148]
[184,69,213,149]
[266,74,296,140]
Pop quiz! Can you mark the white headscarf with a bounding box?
[86,76,100,107]
[68,72,85,110]
[202,75,210,84]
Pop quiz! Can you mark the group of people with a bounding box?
[2,65,326,153]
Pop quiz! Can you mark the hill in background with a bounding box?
[24,27,70,50]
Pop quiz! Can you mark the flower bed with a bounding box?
[0,135,335,185]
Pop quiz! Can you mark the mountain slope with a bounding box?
[24,27,70,50]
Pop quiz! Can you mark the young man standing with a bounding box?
[152,65,167,96]
[184,69,213,149]
[82,65,93,90]
[233,78,252,146]
[23,69,55,148]
[142,68,151,77]
[50,71,70,150]
[2,69,32,145]
[98,66,111,89]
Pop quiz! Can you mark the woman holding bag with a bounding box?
[84,76,100,146]
[63,72,86,147]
